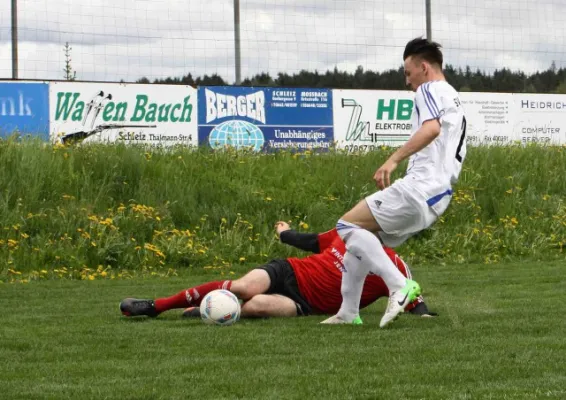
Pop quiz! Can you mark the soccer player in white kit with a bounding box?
[322,37,467,327]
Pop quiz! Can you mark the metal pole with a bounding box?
[234,0,241,85]
[425,0,432,40]
[11,0,19,79]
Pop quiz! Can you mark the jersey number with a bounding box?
[455,116,466,162]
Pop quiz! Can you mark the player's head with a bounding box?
[403,37,444,91]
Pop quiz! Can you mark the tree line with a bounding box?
[136,63,566,93]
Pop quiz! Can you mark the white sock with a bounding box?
[336,219,360,241]
[351,228,407,292]
[337,219,407,292]
[336,249,369,320]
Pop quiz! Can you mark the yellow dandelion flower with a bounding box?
[239,257,246,262]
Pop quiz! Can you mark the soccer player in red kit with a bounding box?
[120,222,436,321]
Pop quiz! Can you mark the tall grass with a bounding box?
[1,137,564,281]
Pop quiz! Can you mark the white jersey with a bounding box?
[406,80,466,186]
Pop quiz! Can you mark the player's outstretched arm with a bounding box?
[275,221,320,253]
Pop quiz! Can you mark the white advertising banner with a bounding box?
[332,89,414,151]
[333,89,566,147]
[49,82,198,147]
[459,92,515,145]
[332,89,519,149]
[512,94,566,145]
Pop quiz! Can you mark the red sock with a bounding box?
[154,280,232,312]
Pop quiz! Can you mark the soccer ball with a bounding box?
[200,289,241,326]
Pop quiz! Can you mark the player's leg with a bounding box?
[241,294,299,317]
[183,293,302,319]
[320,242,367,324]
[327,188,421,326]
[340,201,410,289]
[236,259,312,317]
[328,200,408,321]
[119,276,233,317]
[230,269,271,300]
[120,267,272,317]
[184,260,312,319]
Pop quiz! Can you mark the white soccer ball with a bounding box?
[200,289,241,326]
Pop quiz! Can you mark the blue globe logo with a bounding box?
[208,120,265,151]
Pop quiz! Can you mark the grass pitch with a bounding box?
[1,260,565,399]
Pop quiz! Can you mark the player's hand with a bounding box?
[275,221,291,237]
[408,303,438,317]
[373,158,398,189]
[420,312,439,318]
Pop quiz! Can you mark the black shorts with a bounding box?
[257,259,313,316]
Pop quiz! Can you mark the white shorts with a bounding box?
[365,177,447,248]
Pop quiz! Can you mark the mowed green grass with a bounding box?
[1,260,565,400]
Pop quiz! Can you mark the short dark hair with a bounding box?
[403,37,443,67]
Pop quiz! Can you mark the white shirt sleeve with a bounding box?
[415,82,444,123]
